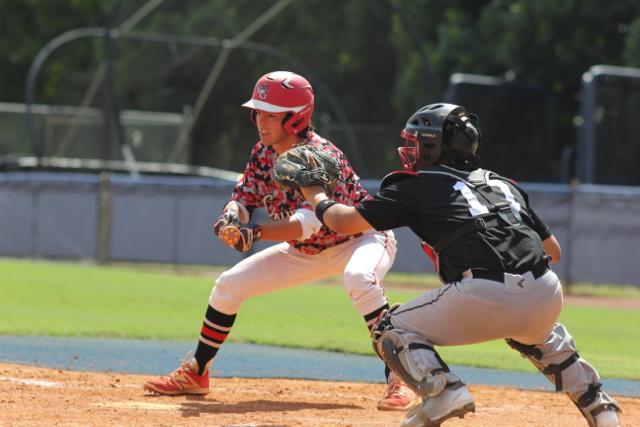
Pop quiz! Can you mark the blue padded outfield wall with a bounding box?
[1,172,640,286]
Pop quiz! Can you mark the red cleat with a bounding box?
[143,354,209,396]
[377,375,420,411]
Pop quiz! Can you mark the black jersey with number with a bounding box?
[356,164,551,283]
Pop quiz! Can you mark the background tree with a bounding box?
[1,0,639,180]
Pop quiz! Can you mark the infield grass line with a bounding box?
[1,258,638,380]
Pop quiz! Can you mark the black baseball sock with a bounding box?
[364,304,392,382]
[194,305,236,375]
[364,303,389,333]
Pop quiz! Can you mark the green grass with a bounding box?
[1,258,638,380]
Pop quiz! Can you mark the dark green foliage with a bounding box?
[1,0,639,178]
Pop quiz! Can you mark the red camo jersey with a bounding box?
[230,132,369,254]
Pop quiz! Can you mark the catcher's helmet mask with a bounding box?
[399,103,482,171]
[243,71,314,135]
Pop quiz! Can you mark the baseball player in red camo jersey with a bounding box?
[143,71,418,411]
[298,103,622,427]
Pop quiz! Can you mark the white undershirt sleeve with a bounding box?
[290,208,323,240]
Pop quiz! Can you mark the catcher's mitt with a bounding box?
[272,144,341,192]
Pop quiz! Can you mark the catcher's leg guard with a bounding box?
[507,323,621,427]
[371,310,461,399]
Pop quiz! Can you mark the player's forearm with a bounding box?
[258,216,304,241]
[301,186,373,235]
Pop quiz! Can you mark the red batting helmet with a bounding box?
[242,71,314,134]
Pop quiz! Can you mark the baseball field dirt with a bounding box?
[1,362,638,426]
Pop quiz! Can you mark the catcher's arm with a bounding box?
[542,235,561,264]
[272,145,370,235]
[300,186,373,235]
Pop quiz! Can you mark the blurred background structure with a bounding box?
[1,0,640,284]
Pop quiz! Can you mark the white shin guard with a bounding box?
[506,323,621,427]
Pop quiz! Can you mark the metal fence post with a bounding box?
[97,172,111,263]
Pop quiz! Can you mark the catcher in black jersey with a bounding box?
[296,103,621,427]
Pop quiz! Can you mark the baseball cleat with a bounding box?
[377,376,420,411]
[143,355,209,396]
[400,381,475,427]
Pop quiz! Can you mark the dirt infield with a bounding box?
[1,363,638,426]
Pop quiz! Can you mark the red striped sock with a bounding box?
[194,305,236,375]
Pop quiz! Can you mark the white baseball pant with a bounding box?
[210,230,396,316]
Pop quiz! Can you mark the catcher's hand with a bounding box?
[272,144,341,193]
[218,219,262,252]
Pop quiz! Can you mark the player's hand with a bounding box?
[213,201,250,237]
[213,210,239,237]
[219,221,262,252]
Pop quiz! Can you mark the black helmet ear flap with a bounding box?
[443,113,481,157]
[446,114,481,146]
[465,113,482,140]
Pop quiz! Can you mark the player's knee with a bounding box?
[343,268,375,289]
[210,271,244,312]
[343,269,385,309]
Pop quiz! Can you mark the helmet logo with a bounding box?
[282,76,294,89]
[257,84,268,100]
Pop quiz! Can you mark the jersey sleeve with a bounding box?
[229,143,268,211]
[528,206,551,240]
[515,183,552,240]
[355,178,418,231]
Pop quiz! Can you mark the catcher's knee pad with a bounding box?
[506,337,580,391]
[506,336,593,395]
[506,324,600,397]
[372,320,459,399]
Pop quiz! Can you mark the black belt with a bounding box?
[471,261,550,283]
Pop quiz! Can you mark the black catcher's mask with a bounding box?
[398,103,482,171]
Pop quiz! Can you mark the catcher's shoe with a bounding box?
[143,354,209,396]
[377,375,420,411]
[400,381,475,427]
